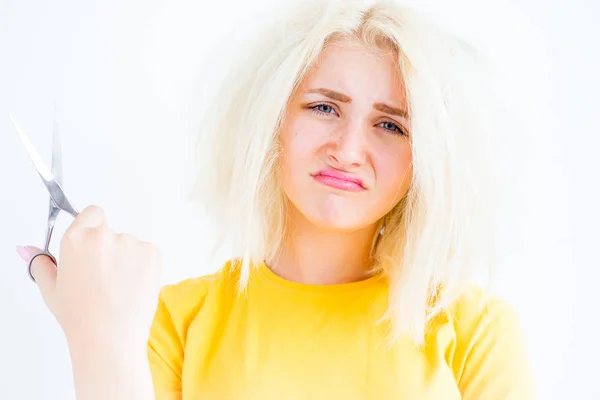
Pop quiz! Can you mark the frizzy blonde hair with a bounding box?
[189,0,508,345]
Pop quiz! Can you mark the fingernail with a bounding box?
[16,245,31,262]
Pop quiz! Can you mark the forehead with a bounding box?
[299,38,406,97]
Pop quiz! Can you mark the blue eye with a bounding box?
[310,103,337,115]
[377,121,406,136]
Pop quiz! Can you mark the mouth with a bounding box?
[311,169,366,192]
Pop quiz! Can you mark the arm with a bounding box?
[67,285,186,400]
[68,339,156,400]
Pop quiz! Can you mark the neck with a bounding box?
[267,208,380,285]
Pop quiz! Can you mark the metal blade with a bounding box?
[9,111,54,184]
[51,103,64,186]
[11,110,80,218]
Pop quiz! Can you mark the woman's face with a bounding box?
[280,38,413,232]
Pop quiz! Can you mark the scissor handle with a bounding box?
[26,250,57,283]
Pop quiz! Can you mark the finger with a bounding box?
[66,205,106,234]
[18,245,57,307]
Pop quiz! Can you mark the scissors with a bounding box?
[10,105,79,283]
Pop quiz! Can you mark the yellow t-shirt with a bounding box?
[147,260,536,399]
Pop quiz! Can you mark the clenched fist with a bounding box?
[16,205,163,353]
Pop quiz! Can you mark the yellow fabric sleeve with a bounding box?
[147,279,209,400]
[450,290,537,399]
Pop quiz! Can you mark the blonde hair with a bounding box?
[190,0,510,345]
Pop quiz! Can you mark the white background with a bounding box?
[0,0,596,399]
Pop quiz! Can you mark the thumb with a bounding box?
[16,245,57,307]
[68,204,106,233]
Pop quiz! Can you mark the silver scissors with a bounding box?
[10,105,79,283]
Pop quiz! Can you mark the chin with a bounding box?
[303,200,372,232]
[285,186,378,232]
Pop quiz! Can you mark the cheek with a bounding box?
[281,116,327,166]
[374,146,413,201]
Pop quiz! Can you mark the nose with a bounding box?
[327,121,368,168]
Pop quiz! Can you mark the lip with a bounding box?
[311,168,366,192]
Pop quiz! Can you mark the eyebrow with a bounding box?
[303,88,408,119]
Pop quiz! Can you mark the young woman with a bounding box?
[17,1,536,399]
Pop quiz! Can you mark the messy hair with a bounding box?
[190,0,509,345]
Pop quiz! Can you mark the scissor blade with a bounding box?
[10,111,79,218]
[9,112,55,183]
[51,104,64,186]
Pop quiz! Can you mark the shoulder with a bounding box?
[436,283,525,357]
[158,272,216,313]
[156,259,241,322]
[446,284,521,336]
[152,259,245,334]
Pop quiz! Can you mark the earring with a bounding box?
[379,225,385,235]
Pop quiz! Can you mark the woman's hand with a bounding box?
[16,205,162,399]
[17,204,162,348]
